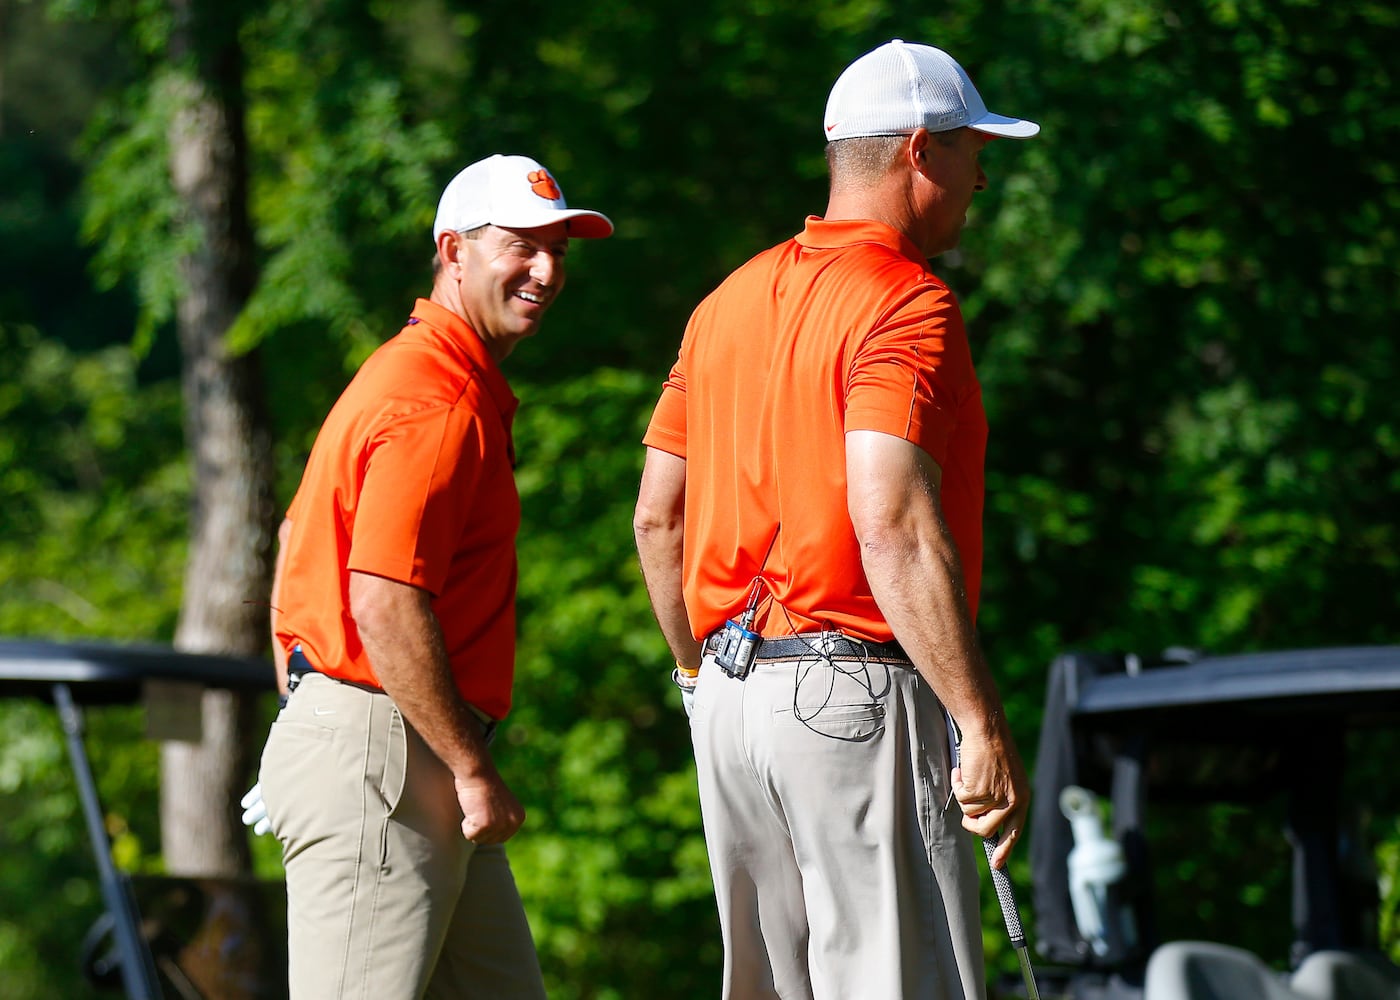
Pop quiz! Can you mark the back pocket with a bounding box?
[774,701,886,741]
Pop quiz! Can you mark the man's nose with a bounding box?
[531,251,561,286]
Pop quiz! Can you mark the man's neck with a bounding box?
[823,178,924,254]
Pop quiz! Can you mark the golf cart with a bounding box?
[1024,645,1400,1000]
[0,638,286,1000]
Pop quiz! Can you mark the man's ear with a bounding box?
[907,128,932,171]
[437,230,464,274]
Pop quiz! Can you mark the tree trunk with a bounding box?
[160,0,273,881]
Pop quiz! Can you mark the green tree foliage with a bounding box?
[961,0,1399,965]
[507,370,721,995]
[1,0,1397,994]
[971,0,1399,671]
[0,325,188,638]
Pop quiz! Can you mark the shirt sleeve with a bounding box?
[642,357,688,459]
[349,403,485,595]
[844,282,973,466]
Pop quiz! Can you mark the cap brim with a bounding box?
[490,208,614,239]
[970,111,1040,139]
[561,211,614,239]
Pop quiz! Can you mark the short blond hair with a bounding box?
[825,128,964,188]
[825,135,908,187]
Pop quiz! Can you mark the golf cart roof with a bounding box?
[0,638,275,705]
[1067,646,1400,726]
[1037,644,1400,808]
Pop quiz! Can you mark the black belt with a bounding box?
[286,648,498,744]
[288,648,385,695]
[704,631,910,664]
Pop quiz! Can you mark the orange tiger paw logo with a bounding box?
[528,169,561,201]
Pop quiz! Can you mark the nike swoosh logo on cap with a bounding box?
[825,121,841,132]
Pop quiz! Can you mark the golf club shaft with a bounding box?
[982,833,1040,1000]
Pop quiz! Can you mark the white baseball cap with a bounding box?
[433,154,613,241]
[823,40,1039,142]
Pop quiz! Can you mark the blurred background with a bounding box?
[1,0,1396,996]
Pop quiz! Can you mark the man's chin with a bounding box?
[512,301,550,328]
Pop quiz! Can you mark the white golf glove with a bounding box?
[672,666,699,719]
[240,781,272,836]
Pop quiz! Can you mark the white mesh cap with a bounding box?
[823,39,1039,142]
[433,154,613,241]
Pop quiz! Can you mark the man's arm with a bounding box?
[634,447,702,670]
[846,429,1028,867]
[349,570,524,844]
[269,517,292,695]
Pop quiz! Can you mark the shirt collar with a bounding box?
[407,298,519,428]
[794,216,926,265]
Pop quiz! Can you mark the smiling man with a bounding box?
[251,155,610,1000]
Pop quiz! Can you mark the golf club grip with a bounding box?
[982,834,1027,948]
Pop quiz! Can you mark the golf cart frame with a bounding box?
[1027,645,1400,999]
[0,638,282,1000]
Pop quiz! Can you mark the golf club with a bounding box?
[945,712,1041,999]
[982,831,1040,1000]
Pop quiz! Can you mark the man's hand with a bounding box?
[949,721,1029,869]
[240,781,272,836]
[454,769,526,846]
[672,666,699,719]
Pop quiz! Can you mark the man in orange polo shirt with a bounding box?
[249,154,611,1000]
[635,41,1037,998]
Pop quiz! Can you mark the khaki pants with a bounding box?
[259,673,546,1000]
[690,652,984,1000]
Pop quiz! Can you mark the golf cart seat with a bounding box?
[1289,949,1400,999]
[1143,941,1308,1000]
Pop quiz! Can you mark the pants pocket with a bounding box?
[772,659,891,742]
[380,705,408,819]
[258,675,395,865]
[259,718,339,856]
[774,700,887,741]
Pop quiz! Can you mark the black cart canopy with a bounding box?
[1068,646,1400,728]
[0,638,274,705]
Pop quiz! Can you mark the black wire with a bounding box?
[779,604,891,742]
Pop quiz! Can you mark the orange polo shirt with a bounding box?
[643,217,987,642]
[274,298,522,719]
